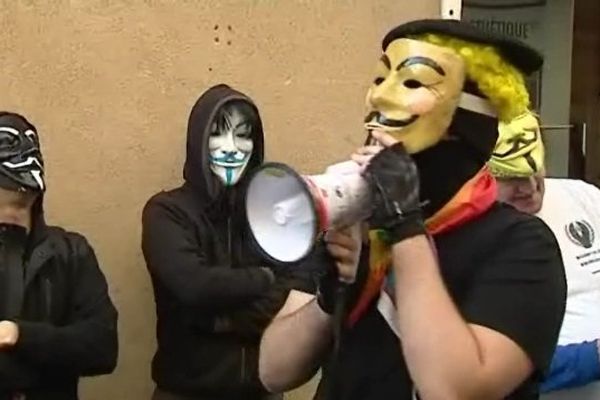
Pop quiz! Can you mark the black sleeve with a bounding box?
[284,239,333,295]
[141,198,273,308]
[461,216,567,373]
[221,240,333,338]
[0,352,39,390]
[14,236,118,376]
[224,276,293,340]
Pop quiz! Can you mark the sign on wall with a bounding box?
[463,0,547,111]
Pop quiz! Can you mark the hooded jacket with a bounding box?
[142,85,300,399]
[0,115,118,400]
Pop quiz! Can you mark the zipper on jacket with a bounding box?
[43,277,52,322]
[240,346,246,383]
[227,216,232,268]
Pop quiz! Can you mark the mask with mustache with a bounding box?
[208,102,255,186]
[364,38,466,154]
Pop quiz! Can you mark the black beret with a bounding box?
[382,19,543,75]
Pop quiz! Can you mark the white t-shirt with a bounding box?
[538,179,600,399]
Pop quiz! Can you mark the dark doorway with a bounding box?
[569,0,600,183]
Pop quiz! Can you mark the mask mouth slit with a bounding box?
[364,111,419,129]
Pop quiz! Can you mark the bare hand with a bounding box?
[370,130,399,148]
[324,224,362,283]
[351,131,400,171]
[351,145,384,171]
[0,321,19,349]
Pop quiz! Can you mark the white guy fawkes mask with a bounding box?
[208,103,254,186]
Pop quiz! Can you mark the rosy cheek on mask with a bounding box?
[406,90,438,115]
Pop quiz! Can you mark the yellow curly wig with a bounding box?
[410,33,530,122]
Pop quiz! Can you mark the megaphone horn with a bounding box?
[245,160,371,265]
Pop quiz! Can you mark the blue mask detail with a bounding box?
[225,168,234,185]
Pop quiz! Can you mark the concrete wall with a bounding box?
[0,1,438,399]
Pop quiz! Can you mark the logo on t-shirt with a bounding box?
[565,220,595,249]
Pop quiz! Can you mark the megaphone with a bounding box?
[245,160,371,264]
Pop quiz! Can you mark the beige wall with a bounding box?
[0,1,437,399]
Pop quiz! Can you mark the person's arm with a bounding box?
[391,235,537,399]
[0,352,39,390]
[259,291,331,393]
[259,226,363,393]
[142,198,274,308]
[541,340,600,392]
[218,276,294,339]
[364,131,566,399]
[13,235,118,376]
[222,230,338,339]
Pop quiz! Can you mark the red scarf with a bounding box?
[347,167,497,326]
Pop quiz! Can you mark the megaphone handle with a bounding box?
[326,281,351,399]
[332,282,349,355]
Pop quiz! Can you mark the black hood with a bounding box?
[183,84,265,206]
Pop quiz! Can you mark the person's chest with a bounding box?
[538,196,600,293]
[335,213,510,399]
[0,256,71,324]
[537,189,600,343]
[198,212,263,268]
[432,218,500,304]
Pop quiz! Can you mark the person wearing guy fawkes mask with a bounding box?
[259,20,566,400]
[142,84,305,400]
[0,112,118,400]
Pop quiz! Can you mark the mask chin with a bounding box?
[210,161,250,186]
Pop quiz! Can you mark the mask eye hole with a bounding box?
[403,79,423,89]
[373,77,385,85]
[234,123,252,139]
[209,122,220,137]
[0,134,17,148]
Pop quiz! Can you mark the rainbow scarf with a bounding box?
[347,167,497,326]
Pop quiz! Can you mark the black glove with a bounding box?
[363,143,426,245]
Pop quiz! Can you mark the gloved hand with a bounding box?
[363,142,426,245]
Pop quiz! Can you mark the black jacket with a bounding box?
[0,202,118,400]
[142,84,294,399]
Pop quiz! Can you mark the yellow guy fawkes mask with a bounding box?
[365,38,466,154]
[489,111,545,178]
